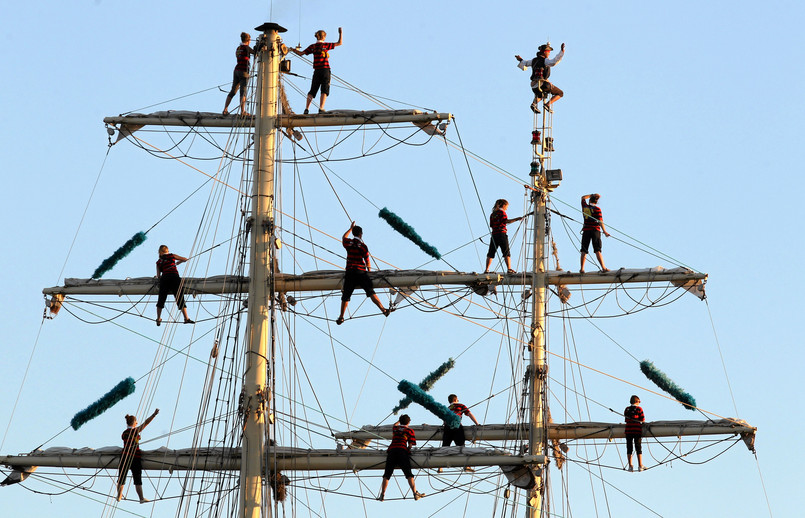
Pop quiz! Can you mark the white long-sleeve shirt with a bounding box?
[517,50,565,83]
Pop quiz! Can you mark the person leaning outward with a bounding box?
[155,245,194,326]
[290,28,343,114]
[515,42,565,113]
[336,222,390,325]
[378,414,425,502]
[440,394,481,473]
[624,395,646,472]
[579,194,611,273]
[223,32,255,116]
[117,409,159,503]
[484,199,527,274]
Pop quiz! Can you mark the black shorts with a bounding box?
[626,434,642,455]
[228,69,249,97]
[580,229,602,254]
[309,68,331,97]
[157,272,187,309]
[532,80,563,100]
[441,424,466,447]
[382,448,414,479]
[341,270,375,301]
[118,455,143,485]
[486,233,510,259]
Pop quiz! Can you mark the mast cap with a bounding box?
[255,22,287,33]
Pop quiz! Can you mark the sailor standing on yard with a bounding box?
[378,415,425,502]
[579,194,611,273]
[515,42,565,113]
[155,245,194,326]
[336,221,390,325]
[117,409,159,503]
[439,394,480,473]
[290,28,343,114]
[624,395,646,472]
[222,32,255,116]
[484,199,527,274]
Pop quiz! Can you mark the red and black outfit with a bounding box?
[156,254,186,310]
[301,42,337,97]
[227,43,253,102]
[341,237,375,302]
[383,423,417,480]
[624,404,645,456]
[118,427,143,486]
[486,209,511,259]
[580,199,604,254]
[442,403,471,447]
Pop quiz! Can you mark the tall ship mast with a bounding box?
[1,21,757,518]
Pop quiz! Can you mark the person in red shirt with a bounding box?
[336,222,390,325]
[579,193,611,273]
[155,245,194,326]
[624,395,646,472]
[290,28,343,114]
[223,32,255,116]
[378,414,425,502]
[440,394,480,473]
[484,199,527,274]
[117,409,159,503]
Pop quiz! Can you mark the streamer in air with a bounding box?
[91,231,147,279]
[640,360,696,410]
[393,358,455,413]
[379,207,442,260]
[71,377,136,430]
[397,379,461,428]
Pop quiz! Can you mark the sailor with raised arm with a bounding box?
[290,28,343,114]
[515,42,565,113]
[336,221,390,325]
[117,409,160,503]
[579,194,611,273]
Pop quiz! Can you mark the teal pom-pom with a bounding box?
[71,377,136,430]
[397,379,461,428]
[393,358,455,413]
[92,231,147,279]
[640,360,697,410]
[379,207,442,260]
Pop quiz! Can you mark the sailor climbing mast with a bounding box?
[240,21,285,518]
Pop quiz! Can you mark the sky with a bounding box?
[1,1,803,517]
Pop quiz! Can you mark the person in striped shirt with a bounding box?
[624,395,646,472]
[579,193,611,273]
[223,32,255,116]
[336,221,390,325]
[484,199,527,274]
[378,414,425,501]
[155,245,194,326]
[290,28,343,114]
[440,394,480,473]
[117,409,159,503]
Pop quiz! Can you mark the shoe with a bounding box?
[639,466,646,472]
[184,318,194,324]
[600,268,610,273]
[628,466,634,472]
[544,104,553,113]
[336,317,344,325]
[241,112,252,117]
[156,318,161,327]
[377,493,384,502]
[303,109,309,115]
[318,109,327,114]
[507,269,516,274]
[530,102,540,114]
[414,491,425,501]
[382,308,392,317]
[139,498,150,504]
[436,467,443,474]
[222,108,229,115]
[463,467,475,473]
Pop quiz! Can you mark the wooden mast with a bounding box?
[240,21,285,518]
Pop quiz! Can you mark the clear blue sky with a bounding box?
[1,1,800,516]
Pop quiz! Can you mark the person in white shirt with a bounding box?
[515,42,565,113]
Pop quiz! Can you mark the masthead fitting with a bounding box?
[254,22,287,33]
